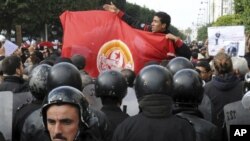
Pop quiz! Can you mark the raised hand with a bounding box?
[103,2,120,14]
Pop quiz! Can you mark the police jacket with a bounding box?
[101,105,129,133]
[12,101,48,141]
[112,94,196,141]
[176,111,221,141]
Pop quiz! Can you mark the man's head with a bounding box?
[166,57,194,75]
[71,54,86,70]
[213,52,233,75]
[95,70,127,105]
[47,62,82,92]
[121,69,136,87]
[173,69,204,107]
[195,61,212,82]
[1,55,23,76]
[135,65,173,99]
[29,64,51,100]
[46,104,80,141]
[41,86,89,141]
[151,12,171,33]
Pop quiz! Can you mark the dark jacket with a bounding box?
[0,76,29,93]
[12,101,47,141]
[176,110,221,141]
[112,94,196,141]
[204,73,244,128]
[0,132,5,141]
[101,105,129,133]
[117,11,191,59]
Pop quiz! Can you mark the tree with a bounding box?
[212,14,242,26]
[197,24,210,42]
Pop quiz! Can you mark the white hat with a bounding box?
[0,35,6,43]
[242,91,250,109]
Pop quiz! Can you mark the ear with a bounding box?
[161,23,167,30]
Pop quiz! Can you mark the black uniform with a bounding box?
[177,111,221,141]
[0,132,5,141]
[172,69,221,141]
[101,105,129,132]
[112,112,196,141]
[12,101,48,141]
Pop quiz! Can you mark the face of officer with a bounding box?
[151,16,166,33]
[47,104,80,141]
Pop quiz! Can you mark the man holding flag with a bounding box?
[60,3,191,77]
[103,2,191,59]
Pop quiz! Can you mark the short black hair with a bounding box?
[196,61,211,72]
[1,55,22,75]
[154,12,171,27]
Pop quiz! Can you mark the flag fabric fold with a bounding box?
[60,10,175,77]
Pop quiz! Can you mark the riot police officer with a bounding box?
[41,86,96,141]
[47,62,112,141]
[166,56,194,75]
[173,69,221,141]
[112,65,196,141]
[95,70,129,133]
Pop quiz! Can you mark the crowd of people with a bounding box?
[1,2,250,141]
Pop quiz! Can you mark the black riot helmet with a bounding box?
[47,62,82,91]
[29,64,51,100]
[173,69,204,106]
[71,54,86,70]
[243,72,250,93]
[135,65,173,99]
[121,69,136,87]
[41,86,90,130]
[95,70,127,100]
[166,57,194,75]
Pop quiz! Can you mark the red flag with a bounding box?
[60,10,175,77]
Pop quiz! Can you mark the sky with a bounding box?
[126,0,207,30]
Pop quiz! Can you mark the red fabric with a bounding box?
[60,10,175,77]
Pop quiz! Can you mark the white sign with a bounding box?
[208,26,245,56]
[3,40,18,56]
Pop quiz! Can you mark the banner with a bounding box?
[60,10,175,77]
[208,26,245,56]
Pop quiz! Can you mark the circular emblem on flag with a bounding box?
[97,40,134,73]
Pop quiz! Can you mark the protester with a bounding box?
[0,55,29,92]
[195,61,213,83]
[202,52,244,140]
[103,2,191,59]
[12,64,51,141]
